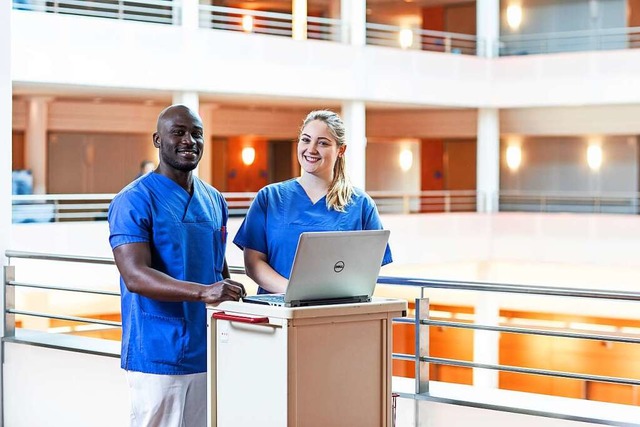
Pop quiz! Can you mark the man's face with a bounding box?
[154,107,204,173]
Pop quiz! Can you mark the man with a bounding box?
[108,104,245,427]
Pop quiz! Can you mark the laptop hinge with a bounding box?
[290,295,370,307]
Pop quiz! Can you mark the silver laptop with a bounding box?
[243,230,390,307]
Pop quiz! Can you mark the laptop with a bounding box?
[243,229,390,307]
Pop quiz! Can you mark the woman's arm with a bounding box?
[243,248,288,293]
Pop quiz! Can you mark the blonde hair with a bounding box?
[300,110,353,212]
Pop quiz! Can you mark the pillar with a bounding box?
[176,0,199,28]
[1,3,11,423]
[473,294,500,388]
[477,0,500,57]
[476,108,500,212]
[341,0,367,45]
[292,0,307,40]
[25,97,51,195]
[341,101,366,190]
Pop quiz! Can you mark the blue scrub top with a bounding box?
[108,173,228,375]
[233,179,392,294]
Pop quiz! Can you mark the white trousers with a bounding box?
[125,371,207,427]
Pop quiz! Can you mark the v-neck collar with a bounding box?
[293,179,326,206]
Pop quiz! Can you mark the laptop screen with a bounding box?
[282,229,390,306]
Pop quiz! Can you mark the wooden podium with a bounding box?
[207,298,407,427]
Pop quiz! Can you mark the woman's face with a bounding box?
[297,120,345,179]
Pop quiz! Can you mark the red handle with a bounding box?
[213,311,270,324]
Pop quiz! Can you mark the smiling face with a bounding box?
[297,119,345,180]
[153,105,204,173]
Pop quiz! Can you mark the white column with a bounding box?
[173,91,199,111]
[473,294,500,388]
[198,103,217,186]
[1,0,11,255]
[172,92,210,182]
[177,0,199,28]
[342,101,367,190]
[341,0,367,45]
[476,0,500,57]
[292,0,307,40]
[25,97,51,195]
[1,2,11,424]
[476,108,500,212]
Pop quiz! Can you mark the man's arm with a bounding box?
[113,242,245,304]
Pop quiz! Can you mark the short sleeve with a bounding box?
[361,193,393,266]
[233,189,269,254]
[108,189,152,250]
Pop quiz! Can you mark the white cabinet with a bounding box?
[207,298,407,427]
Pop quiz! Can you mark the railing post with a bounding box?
[415,297,429,395]
[1,265,15,424]
[3,265,15,339]
[444,36,451,53]
[403,194,410,214]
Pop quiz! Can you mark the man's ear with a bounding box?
[152,132,160,148]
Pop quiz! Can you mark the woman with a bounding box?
[233,109,392,294]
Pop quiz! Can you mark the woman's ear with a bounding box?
[338,145,347,157]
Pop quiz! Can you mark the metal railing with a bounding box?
[12,194,115,223]
[499,190,640,214]
[3,250,640,424]
[13,190,640,222]
[366,22,481,55]
[12,0,175,25]
[15,1,640,57]
[379,275,640,424]
[499,26,640,56]
[198,4,342,42]
[10,191,481,223]
[369,190,479,214]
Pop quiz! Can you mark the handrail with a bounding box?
[8,281,119,297]
[377,275,640,301]
[11,190,640,220]
[198,4,342,42]
[5,250,115,265]
[4,249,640,423]
[12,0,175,25]
[499,26,640,55]
[8,309,121,328]
[365,22,480,55]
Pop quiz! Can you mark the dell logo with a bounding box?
[334,261,345,273]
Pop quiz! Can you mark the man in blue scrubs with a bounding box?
[108,104,245,427]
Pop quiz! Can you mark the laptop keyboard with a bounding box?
[246,294,285,305]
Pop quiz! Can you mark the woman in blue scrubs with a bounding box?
[234,110,392,294]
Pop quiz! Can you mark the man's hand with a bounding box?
[201,279,246,305]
